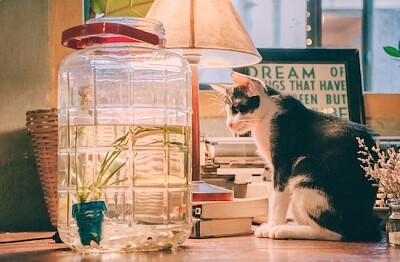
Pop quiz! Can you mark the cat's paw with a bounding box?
[254,223,271,238]
[255,223,291,238]
[268,225,291,239]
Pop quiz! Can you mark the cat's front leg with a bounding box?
[255,187,290,238]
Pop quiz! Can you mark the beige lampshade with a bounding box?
[145,0,261,68]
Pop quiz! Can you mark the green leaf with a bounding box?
[383,46,400,57]
[100,158,128,188]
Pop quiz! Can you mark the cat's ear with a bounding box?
[231,72,250,86]
[231,72,260,96]
[209,84,233,97]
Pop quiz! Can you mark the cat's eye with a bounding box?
[232,104,248,114]
[231,105,239,114]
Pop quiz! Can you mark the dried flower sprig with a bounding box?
[357,137,400,200]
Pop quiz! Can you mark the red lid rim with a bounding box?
[61,22,162,49]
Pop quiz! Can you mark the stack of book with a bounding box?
[191,182,268,238]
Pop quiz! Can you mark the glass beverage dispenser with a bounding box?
[57,17,192,252]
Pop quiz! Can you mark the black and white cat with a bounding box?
[211,72,381,242]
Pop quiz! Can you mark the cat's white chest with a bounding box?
[252,120,273,166]
[251,100,280,168]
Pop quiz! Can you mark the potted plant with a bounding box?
[357,137,400,246]
[357,137,400,200]
[72,128,130,246]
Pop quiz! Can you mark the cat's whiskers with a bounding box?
[208,102,226,115]
[207,94,228,115]
[228,118,261,134]
[235,119,261,126]
[208,93,226,104]
[230,119,256,132]
[236,118,262,122]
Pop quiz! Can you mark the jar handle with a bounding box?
[62,22,163,49]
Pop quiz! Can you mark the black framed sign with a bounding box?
[237,48,366,124]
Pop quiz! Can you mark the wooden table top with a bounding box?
[1,232,400,261]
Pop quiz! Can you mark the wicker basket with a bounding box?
[26,108,58,227]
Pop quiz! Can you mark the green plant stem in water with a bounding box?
[74,128,131,203]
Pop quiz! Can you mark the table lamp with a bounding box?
[146,0,261,181]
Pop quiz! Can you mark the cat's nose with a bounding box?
[227,122,234,129]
